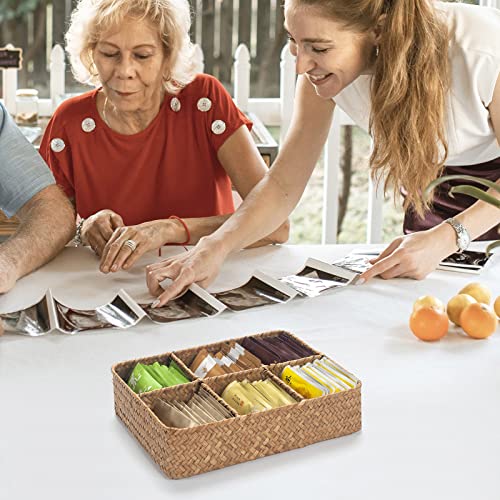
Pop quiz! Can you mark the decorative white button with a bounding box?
[50,138,65,153]
[81,117,96,132]
[197,97,212,112]
[211,120,226,135]
[170,97,181,112]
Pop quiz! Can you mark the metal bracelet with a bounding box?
[73,218,85,247]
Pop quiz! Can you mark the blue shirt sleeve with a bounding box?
[0,102,55,217]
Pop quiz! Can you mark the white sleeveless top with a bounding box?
[333,2,500,166]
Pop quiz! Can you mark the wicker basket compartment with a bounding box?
[112,331,362,479]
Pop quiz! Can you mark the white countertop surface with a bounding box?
[1,243,499,499]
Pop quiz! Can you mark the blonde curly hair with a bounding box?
[65,0,197,94]
[291,0,451,217]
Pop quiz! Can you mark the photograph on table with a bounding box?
[213,271,297,311]
[0,293,51,336]
[55,292,144,334]
[140,284,226,323]
[0,290,145,335]
[332,253,373,275]
[279,258,360,297]
[437,250,496,274]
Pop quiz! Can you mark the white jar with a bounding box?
[15,89,39,126]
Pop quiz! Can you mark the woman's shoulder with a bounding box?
[51,89,99,123]
[439,2,500,57]
[179,73,230,98]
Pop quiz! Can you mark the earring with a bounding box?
[375,45,380,57]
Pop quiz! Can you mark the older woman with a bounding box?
[147,0,500,305]
[40,0,288,274]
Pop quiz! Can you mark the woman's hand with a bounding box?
[81,209,124,256]
[145,237,227,306]
[360,225,457,281]
[100,220,180,273]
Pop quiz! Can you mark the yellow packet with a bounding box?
[252,380,290,408]
[281,366,327,399]
[251,381,279,407]
[261,379,296,406]
[240,381,272,410]
[221,381,254,415]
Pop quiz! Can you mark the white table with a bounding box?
[1,244,499,500]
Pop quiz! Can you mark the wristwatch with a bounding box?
[444,217,470,253]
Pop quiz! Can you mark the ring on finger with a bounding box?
[123,239,138,252]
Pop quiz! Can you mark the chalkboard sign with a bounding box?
[0,47,23,70]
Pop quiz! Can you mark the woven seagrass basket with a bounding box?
[112,330,362,479]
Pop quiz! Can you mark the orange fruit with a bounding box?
[459,282,491,305]
[446,294,476,326]
[494,296,500,319]
[460,302,498,339]
[413,295,445,313]
[409,306,449,341]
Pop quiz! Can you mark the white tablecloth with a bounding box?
[1,244,499,500]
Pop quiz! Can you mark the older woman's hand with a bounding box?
[82,209,124,256]
[100,220,177,273]
[360,225,457,281]
[146,237,227,306]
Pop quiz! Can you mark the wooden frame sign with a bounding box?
[0,47,23,70]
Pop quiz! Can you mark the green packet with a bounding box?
[128,360,190,394]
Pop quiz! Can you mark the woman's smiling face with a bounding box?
[93,17,169,112]
[284,1,377,99]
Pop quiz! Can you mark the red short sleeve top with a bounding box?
[40,74,252,225]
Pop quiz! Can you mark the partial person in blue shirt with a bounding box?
[0,102,75,332]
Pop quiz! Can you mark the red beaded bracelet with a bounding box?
[169,215,190,246]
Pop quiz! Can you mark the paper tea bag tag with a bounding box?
[194,355,217,378]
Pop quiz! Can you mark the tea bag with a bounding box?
[153,399,196,428]
[198,387,234,419]
[127,360,189,394]
[281,365,329,399]
[280,357,359,399]
[222,342,262,369]
[187,400,214,424]
[172,400,205,425]
[254,379,296,406]
[214,352,240,373]
[191,394,226,421]
[190,349,227,378]
[221,381,255,415]
[128,363,163,394]
[318,357,358,387]
[240,380,272,410]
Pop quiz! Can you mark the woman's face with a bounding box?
[285,2,376,99]
[93,17,169,112]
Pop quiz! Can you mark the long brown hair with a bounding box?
[291,0,451,217]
